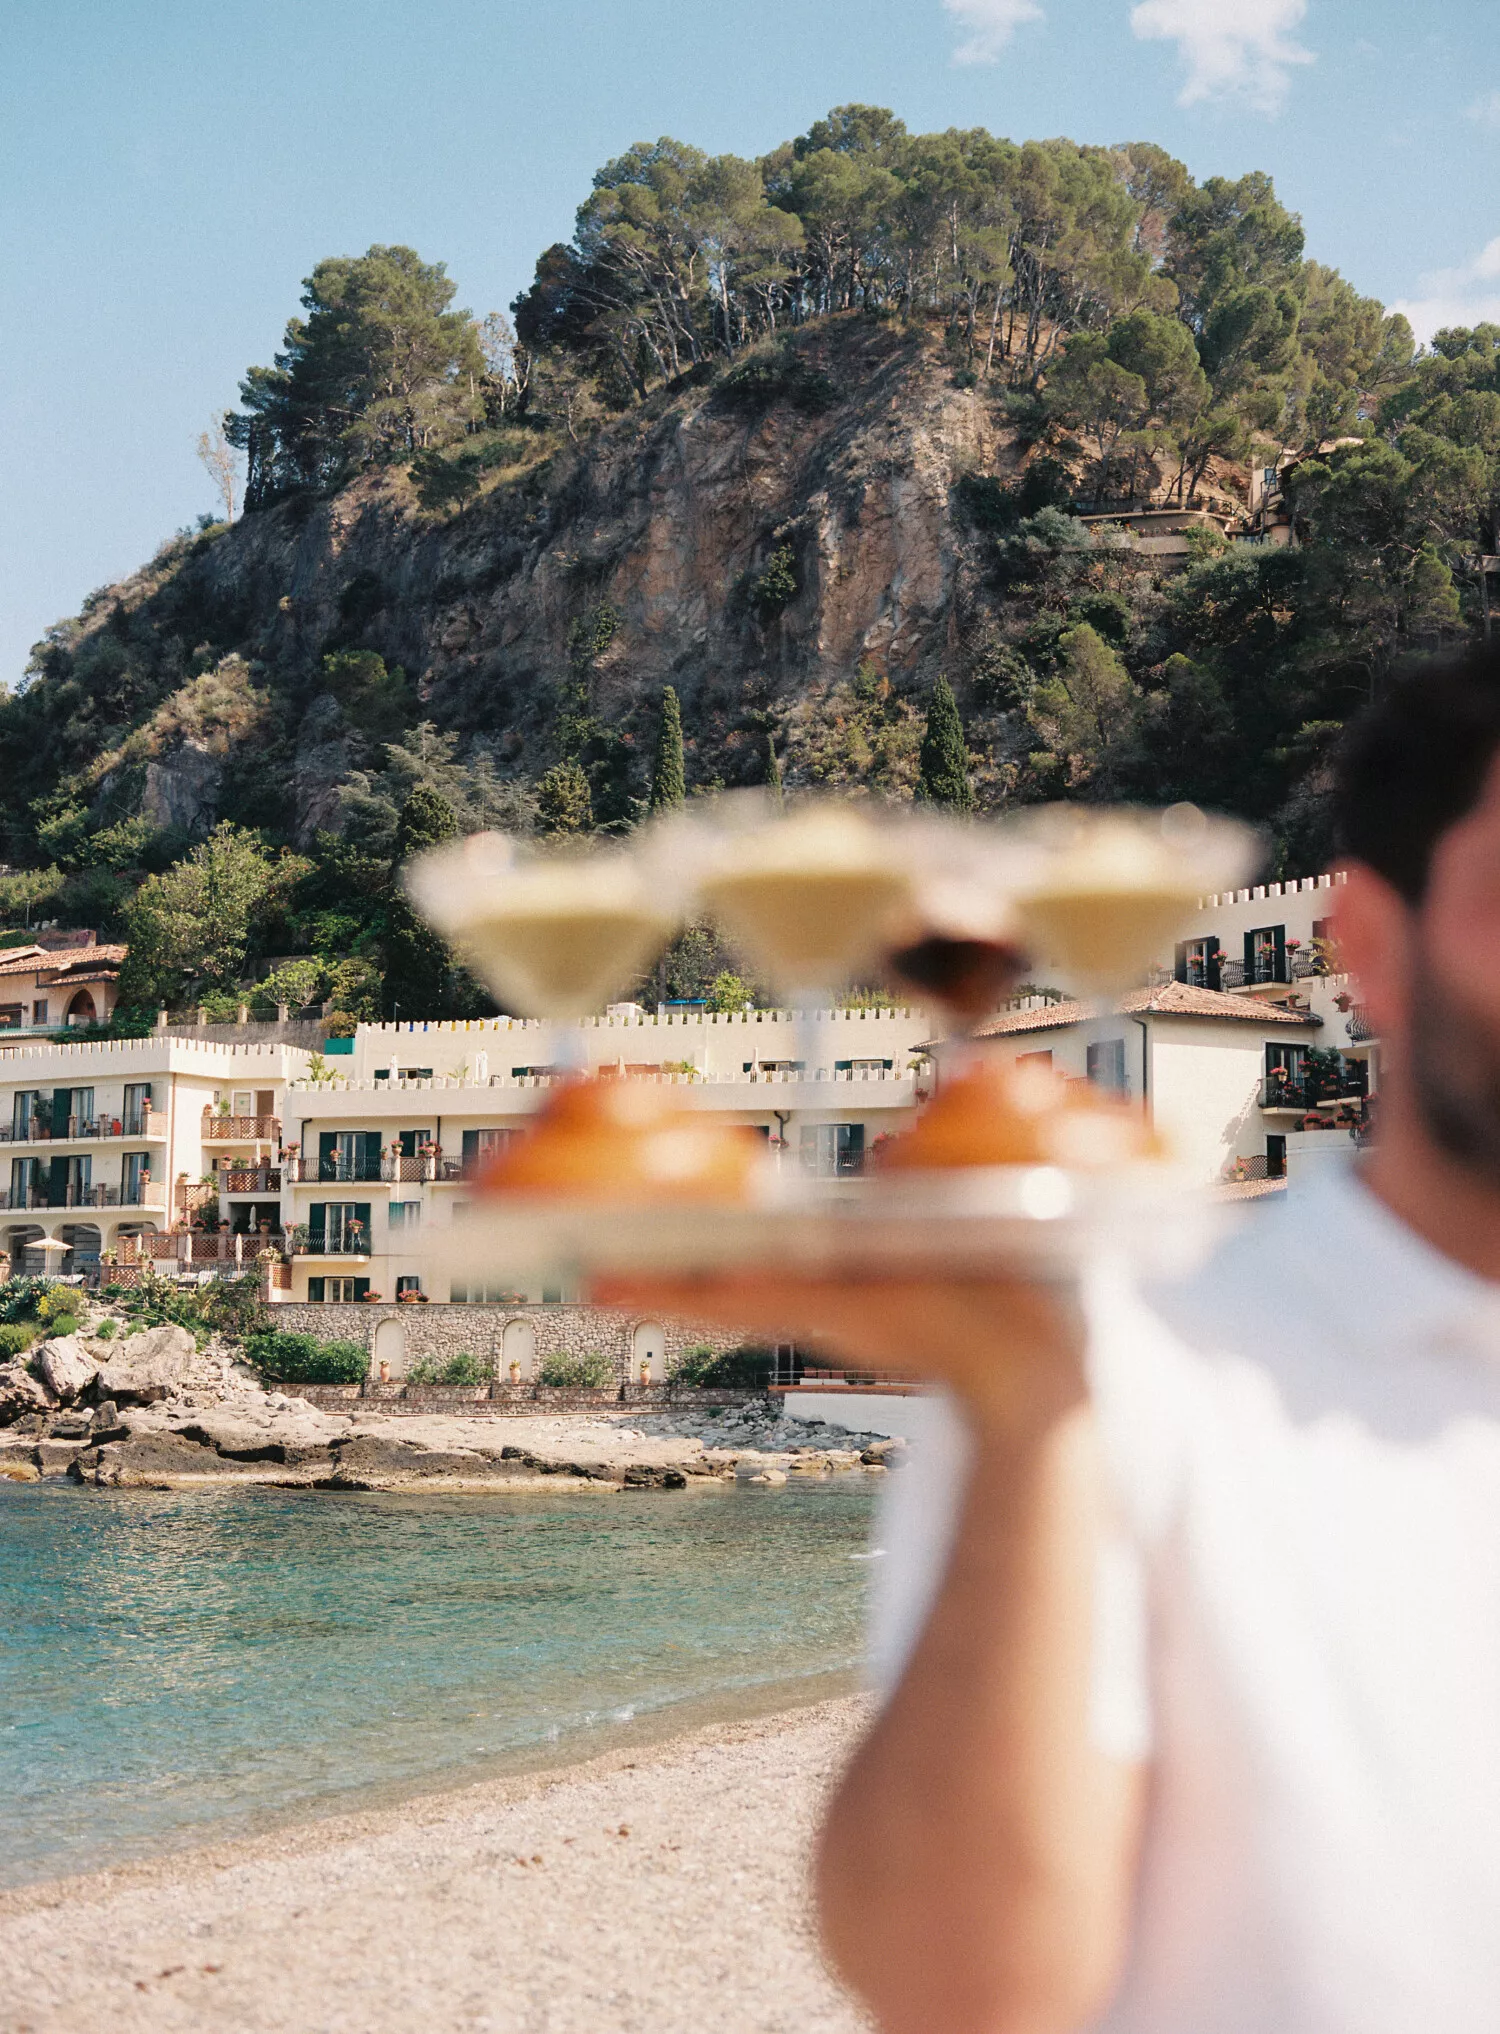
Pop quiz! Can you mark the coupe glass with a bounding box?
[1007,803,1260,996]
[405,833,683,1033]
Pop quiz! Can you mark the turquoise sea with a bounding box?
[0,1479,877,1889]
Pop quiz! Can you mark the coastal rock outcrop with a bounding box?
[0,1360,54,1423]
[95,1325,201,1406]
[34,1337,98,1405]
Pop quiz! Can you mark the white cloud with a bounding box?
[944,0,1044,64]
[1466,90,1500,129]
[1129,0,1314,112]
[1394,236,1500,345]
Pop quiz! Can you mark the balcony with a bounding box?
[292,1236,372,1259]
[0,1114,165,1145]
[220,1166,283,1194]
[1345,1005,1377,1044]
[1260,1074,1369,1114]
[202,1112,280,1143]
[284,1153,465,1185]
[0,1182,165,1211]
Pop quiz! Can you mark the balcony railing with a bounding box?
[118,1232,284,1266]
[294,1236,372,1257]
[1345,1006,1376,1044]
[0,1114,163,1144]
[202,1113,280,1141]
[285,1153,465,1185]
[1260,1074,1369,1112]
[220,1166,282,1193]
[0,1182,165,1211]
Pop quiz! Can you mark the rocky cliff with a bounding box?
[46,317,1018,845]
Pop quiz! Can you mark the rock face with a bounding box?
[70,319,1013,837]
[0,1360,53,1424]
[95,1325,200,1406]
[34,1336,98,1405]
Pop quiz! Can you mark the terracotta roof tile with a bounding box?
[0,943,127,979]
[969,981,1323,1038]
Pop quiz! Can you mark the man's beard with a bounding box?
[1409,948,1500,1191]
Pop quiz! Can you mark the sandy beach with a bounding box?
[0,1693,874,2034]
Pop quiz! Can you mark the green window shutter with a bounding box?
[354,1278,370,1300]
[318,1132,337,1182]
[360,1132,382,1174]
[308,1278,325,1302]
[309,1203,326,1241]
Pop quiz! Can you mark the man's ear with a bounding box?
[1333,863,1411,1043]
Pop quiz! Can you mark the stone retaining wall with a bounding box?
[270,1301,747,1385]
[292,1383,768,1416]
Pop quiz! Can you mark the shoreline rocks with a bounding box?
[0,1323,906,1494]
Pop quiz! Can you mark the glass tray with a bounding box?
[436,1163,1222,1288]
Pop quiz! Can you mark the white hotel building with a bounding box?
[0,870,1372,1292]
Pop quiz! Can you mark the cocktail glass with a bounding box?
[405,833,683,1066]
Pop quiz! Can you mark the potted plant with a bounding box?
[639,1360,651,1387]
[509,1358,522,1385]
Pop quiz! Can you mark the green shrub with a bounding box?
[0,1278,48,1324]
[244,1330,368,1385]
[538,1348,615,1388]
[406,1350,491,1387]
[0,1322,37,1358]
[94,1318,118,1341]
[99,1272,266,1346]
[44,1313,79,1340]
[715,348,836,418]
[670,1343,774,1390]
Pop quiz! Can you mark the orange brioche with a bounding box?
[475,1077,762,1204]
[881,1061,1161,1173]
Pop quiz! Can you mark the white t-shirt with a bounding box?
[871,1160,1500,2033]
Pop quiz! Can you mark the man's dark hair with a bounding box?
[1334,646,1500,903]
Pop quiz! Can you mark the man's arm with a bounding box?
[595,1274,1145,2033]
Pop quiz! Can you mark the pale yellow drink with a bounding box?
[1015,822,1204,988]
[406,840,677,1017]
[699,808,913,989]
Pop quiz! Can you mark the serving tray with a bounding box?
[437,1163,1222,1288]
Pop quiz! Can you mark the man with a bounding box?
[599,649,1500,2033]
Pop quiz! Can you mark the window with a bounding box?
[122,1152,152,1204]
[834,1059,893,1073]
[1086,1039,1127,1092]
[451,1280,525,1302]
[1174,937,1220,990]
[800,1123,866,1177]
[395,1276,422,1298]
[12,1092,39,1139]
[308,1203,372,1252]
[318,1131,382,1183]
[232,1091,253,1116]
[1016,1049,1053,1069]
[388,1201,421,1232]
[0,1007,22,1030]
[123,1084,151,1135]
[1245,926,1286,985]
[1265,1135,1287,1179]
[31,1001,47,1026]
[396,1129,431,1158]
[461,1128,516,1176]
[308,1276,368,1302]
[9,1157,37,1206]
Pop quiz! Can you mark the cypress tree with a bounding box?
[650,686,686,811]
[917,675,975,813]
[766,733,783,804]
[385,785,461,1018]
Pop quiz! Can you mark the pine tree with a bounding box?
[385,786,461,1018]
[536,759,594,836]
[766,733,783,804]
[650,687,686,811]
[917,675,975,812]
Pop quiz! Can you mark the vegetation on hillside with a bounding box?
[5,108,1499,1018]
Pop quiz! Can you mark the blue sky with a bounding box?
[2,0,1496,692]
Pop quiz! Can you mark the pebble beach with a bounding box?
[0,1695,873,2034]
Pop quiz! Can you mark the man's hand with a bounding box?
[591,1270,1086,1431]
